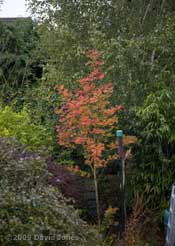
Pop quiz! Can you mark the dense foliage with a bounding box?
[27,0,175,220]
[0,137,104,246]
[0,18,42,106]
[1,0,175,244]
[131,88,175,215]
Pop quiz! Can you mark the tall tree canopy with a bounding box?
[0,18,42,105]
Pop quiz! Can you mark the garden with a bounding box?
[0,0,175,245]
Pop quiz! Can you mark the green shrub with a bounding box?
[0,106,52,151]
[0,137,103,246]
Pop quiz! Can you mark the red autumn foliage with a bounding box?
[55,50,137,225]
[55,50,135,170]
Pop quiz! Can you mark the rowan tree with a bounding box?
[55,50,135,226]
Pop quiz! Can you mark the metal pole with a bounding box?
[116,130,126,236]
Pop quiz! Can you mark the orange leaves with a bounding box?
[108,142,117,150]
[86,49,104,67]
[80,116,94,126]
[105,105,123,116]
[79,50,105,85]
[92,128,105,135]
[79,69,105,84]
[103,118,117,126]
[55,84,72,99]
[75,136,86,145]
[58,132,71,146]
[55,49,126,170]
[107,154,119,161]
[100,83,113,94]
[91,143,105,159]
[123,136,137,145]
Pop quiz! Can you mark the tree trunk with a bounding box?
[93,166,101,228]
